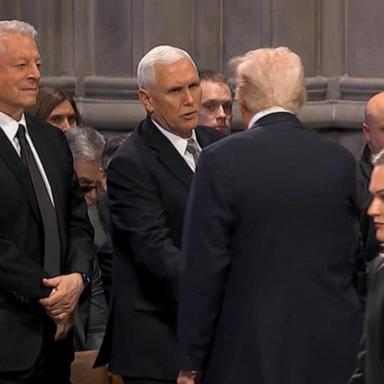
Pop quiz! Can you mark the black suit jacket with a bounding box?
[357,144,381,263]
[178,112,364,384]
[349,256,384,384]
[96,118,223,380]
[0,114,94,372]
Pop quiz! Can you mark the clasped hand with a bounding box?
[39,272,84,322]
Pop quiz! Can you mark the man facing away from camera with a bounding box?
[177,47,363,384]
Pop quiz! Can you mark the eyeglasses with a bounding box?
[80,183,101,194]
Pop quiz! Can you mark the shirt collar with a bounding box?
[0,112,28,142]
[247,107,294,129]
[151,119,200,157]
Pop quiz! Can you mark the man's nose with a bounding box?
[368,197,381,218]
[60,119,72,133]
[28,63,41,80]
[216,105,226,118]
[183,89,194,104]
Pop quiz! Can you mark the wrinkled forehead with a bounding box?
[153,58,198,86]
[0,32,38,57]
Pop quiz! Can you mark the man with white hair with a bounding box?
[96,45,223,383]
[177,47,363,384]
[0,20,94,383]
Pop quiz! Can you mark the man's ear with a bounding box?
[237,97,252,129]
[238,97,248,115]
[362,122,370,143]
[138,88,154,114]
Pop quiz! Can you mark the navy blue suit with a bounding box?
[178,112,364,384]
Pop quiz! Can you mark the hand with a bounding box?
[39,273,84,321]
[177,370,203,384]
[54,312,74,341]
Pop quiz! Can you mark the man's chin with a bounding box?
[22,96,38,108]
[215,125,230,134]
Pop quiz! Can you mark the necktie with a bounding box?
[16,125,61,276]
[186,137,200,167]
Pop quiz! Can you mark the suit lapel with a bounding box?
[139,118,194,189]
[0,127,41,220]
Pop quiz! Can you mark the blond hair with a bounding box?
[230,47,306,114]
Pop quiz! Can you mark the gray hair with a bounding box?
[66,126,106,167]
[0,19,37,39]
[137,45,196,89]
[372,148,384,166]
[0,20,37,54]
[229,47,306,114]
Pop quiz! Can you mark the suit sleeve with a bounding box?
[178,148,234,370]
[107,150,182,303]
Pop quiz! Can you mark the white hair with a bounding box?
[65,126,106,167]
[137,45,197,89]
[0,20,37,53]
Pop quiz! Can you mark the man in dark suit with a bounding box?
[357,92,384,264]
[0,20,94,383]
[95,45,223,383]
[177,47,363,384]
[350,149,384,384]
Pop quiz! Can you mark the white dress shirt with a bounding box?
[0,112,55,205]
[247,106,294,130]
[152,119,201,172]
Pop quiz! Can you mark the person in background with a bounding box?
[177,47,363,384]
[350,148,384,384]
[26,86,82,133]
[65,126,108,351]
[97,134,128,303]
[0,20,93,383]
[357,92,384,264]
[95,45,223,384]
[198,70,233,135]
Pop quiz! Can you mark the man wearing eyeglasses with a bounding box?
[65,126,108,352]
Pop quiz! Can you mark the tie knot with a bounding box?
[186,137,198,156]
[16,124,26,141]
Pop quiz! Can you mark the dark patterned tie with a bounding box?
[186,137,200,168]
[16,125,61,276]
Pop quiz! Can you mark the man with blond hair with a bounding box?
[177,47,363,384]
[0,20,94,383]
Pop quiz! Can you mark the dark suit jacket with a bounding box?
[0,114,94,372]
[357,144,381,263]
[96,118,223,380]
[178,112,364,384]
[349,256,384,384]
